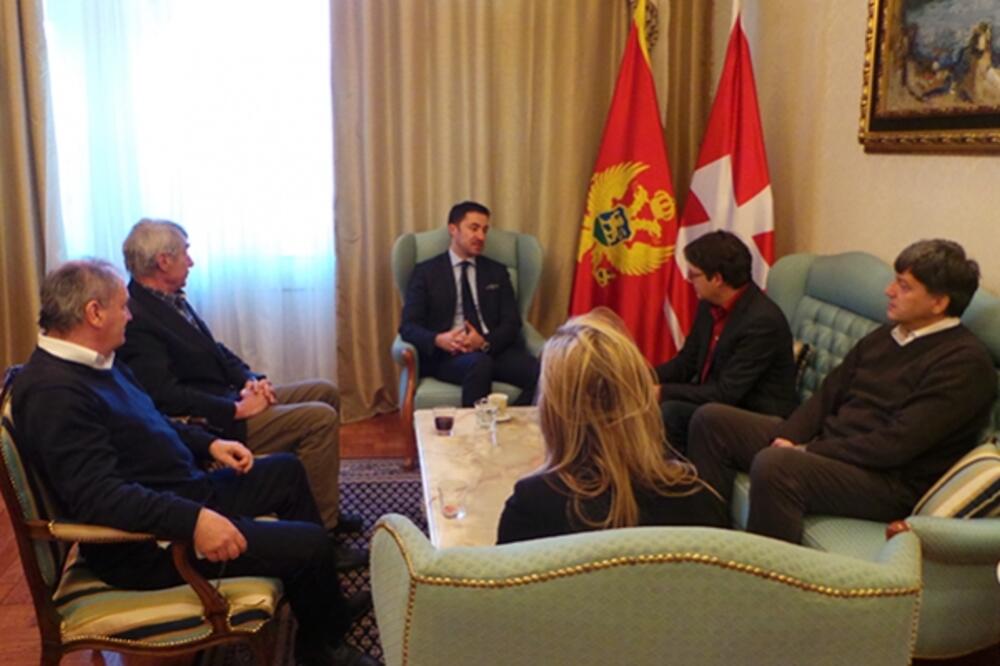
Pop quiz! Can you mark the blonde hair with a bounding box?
[538,309,709,529]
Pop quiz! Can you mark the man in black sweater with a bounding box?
[12,260,375,666]
[655,231,797,452]
[688,239,996,543]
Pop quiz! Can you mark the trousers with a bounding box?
[246,379,342,529]
[687,404,916,543]
[430,346,539,407]
[97,454,352,645]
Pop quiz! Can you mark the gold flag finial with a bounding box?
[628,0,659,51]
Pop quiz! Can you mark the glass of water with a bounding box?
[474,397,498,430]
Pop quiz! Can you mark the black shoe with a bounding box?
[330,643,379,666]
[346,590,372,624]
[332,512,364,535]
[334,545,369,572]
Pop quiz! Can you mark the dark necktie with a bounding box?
[460,261,482,332]
[167,292,199,328]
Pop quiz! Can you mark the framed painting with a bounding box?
[860,0,1000,152]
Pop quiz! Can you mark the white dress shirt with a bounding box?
[890,317,961,347]
[38,334,115,370]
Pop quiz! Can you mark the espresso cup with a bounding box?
[487,392,508,417]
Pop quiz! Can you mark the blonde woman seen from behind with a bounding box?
[496,310,727,543]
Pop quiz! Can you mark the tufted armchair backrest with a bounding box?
[391,227,543,320]
[767,252,1000,430]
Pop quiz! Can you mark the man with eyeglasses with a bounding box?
[654,230,797,453]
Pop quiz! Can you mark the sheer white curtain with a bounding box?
[43,0,336,383]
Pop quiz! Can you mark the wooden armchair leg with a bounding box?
[401,347,419,470]
[39,643,62,666]
[402,411,418,470]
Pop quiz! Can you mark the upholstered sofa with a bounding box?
[370,513,921,666]
[734,251,1000,659]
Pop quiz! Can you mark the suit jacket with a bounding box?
[496,471,728,544]
[399,252,523,365]
[119,280,261,440]
[655,283,797,417]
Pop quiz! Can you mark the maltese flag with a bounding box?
[666,1,773,349]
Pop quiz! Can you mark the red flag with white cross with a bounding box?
[666,1,774,349]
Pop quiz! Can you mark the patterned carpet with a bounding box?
[199,458,427,665]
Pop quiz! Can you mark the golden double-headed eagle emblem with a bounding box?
[577,161,676,287]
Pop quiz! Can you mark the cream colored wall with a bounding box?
[729,1,1000,291]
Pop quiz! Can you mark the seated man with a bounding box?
[688,239,996,543]
[12,260,376,666]
[656,231,797,452]
[399,201,540,407]
[118,218,360,542]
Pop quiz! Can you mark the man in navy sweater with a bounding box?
[12,259,375,666]
[688,239,996,543]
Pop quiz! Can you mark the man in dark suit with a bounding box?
[399,201,540,407]
[118,219,363,557]
[656,231,797,452]
[13,259,376,666]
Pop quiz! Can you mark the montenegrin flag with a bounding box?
[667,0,774,348]
[569,0,681,365]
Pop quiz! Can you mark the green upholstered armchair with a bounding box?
[0,367,284,664]
[391,228,544,466]
[370,513,921,666]
[733,252,1000,659]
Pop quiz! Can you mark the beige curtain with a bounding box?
[665,0,715,208]
[0,0,59,371]
[333,0,637,421]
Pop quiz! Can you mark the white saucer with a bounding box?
[495,413,513,423]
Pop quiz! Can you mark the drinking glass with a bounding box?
[433,406,456,435]
[438,479,469,519]
[474,398,498,429]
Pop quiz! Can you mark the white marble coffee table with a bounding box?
[415,406,545,548]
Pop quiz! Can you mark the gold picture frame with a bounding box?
[859,0,1000,152]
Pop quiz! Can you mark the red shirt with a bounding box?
[700,285,749,383]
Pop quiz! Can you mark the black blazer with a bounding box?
[496,471,728,544]
[119,280,260,440]
[654,283,797,417]
[399,252,523,365]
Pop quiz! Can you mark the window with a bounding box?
[44,0,337,380]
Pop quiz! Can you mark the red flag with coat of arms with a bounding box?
[569,0,681,365]
[666,0,775,349]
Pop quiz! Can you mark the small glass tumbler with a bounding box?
[433,406,456,436]
[438,479,469,519]
[474,398,498,429]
